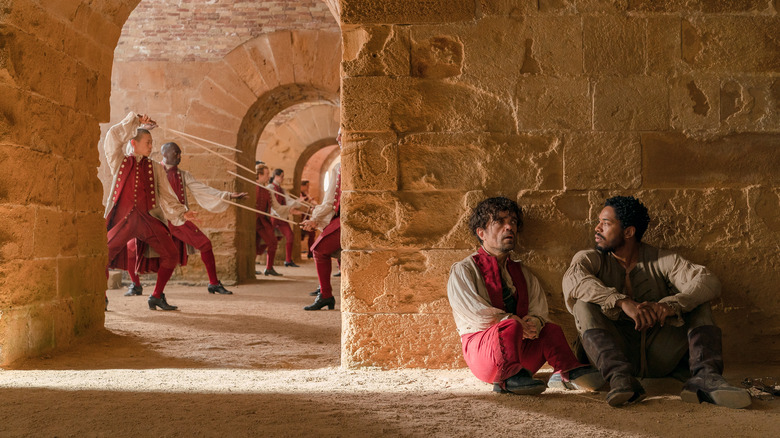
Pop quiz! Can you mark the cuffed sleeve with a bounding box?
[656,249,721,313]
[562,250,626,320]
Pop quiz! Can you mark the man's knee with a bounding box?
[572,300,611,333]
[684,302,716,330]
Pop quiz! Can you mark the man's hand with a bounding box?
[617,298,657,331]
[301,219,316,232]
[137,114,157,129]
[638,301,675,327]
[183,210,199,225]
[510,315,540,339]
[230,192,247,199]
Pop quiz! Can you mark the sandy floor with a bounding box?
[0,261,778,437]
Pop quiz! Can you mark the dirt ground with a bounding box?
[0,260,778,437]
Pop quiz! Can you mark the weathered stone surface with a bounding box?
[341,0,475,25]
[747,187,780,249]
[584,15,645,76]
[0,205,35,261]
[342,76,516,133]
[594,77,669,130]
[647,16,681,75]
[515,77,591,130]
[682,16,780,73]
[341,313,464,368]
[719,77,780,131]
[411,35,463,79]
[342,191,477,250]
[343,25,410,77]
[626,189,749,250]
[0,259,58,308]
[340,131,398,191]
[398,133,562,192]
[642,133,780,188]
[516,191,594,260]
[564,132,642,190]
[670,75,720,132]
[342,249,471,314]
[629,0,774,13]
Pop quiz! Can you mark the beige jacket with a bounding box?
[447,253,549,336]
[103,112,187,226]
[562,244,721,325]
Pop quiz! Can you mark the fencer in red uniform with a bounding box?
[124,142,247,296]
[255,163,299,276]
[104,112,195,311]
[300,131,342,311]
[268,168,298,268]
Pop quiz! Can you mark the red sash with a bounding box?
[471,247,529,317]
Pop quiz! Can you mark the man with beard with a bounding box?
[562,196,750,408]
[447,197,602,395]
[125,141,247,297]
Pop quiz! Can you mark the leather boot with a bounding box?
[582,329,646,407]
[148,293,178,311]
[680,325,751,409]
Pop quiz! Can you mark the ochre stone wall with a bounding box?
[0,0,138,365]
[338,0,780,368]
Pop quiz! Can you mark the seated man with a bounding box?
[562,196,751,408]
[447,197,602,395]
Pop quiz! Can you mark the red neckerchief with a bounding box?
[471,247,529,316]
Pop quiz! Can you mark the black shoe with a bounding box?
[264,268,283,276]
[307,252,313,259]
[304,294,335,311]
[124,282,143,296]
[207,282,233,295]
[148,293,178,311]
[105,296,108,311]
[606,374,646,407]
[333,271,341,277]
[284,261,300,267]
[493,369,546,395]
[309,287,321,296]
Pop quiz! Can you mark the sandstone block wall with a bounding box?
[0,0,137,365]
[338,0,779,368]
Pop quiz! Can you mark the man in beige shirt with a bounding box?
[563,196,750,408]
[448,196,602,395]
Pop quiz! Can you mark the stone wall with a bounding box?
[0,0,137,365]
[338,0,780,368]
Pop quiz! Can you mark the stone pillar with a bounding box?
[0,0,134,365]
[337,0,780,368]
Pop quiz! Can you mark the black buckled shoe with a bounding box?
[207,282,233,295]
[263,268,283,276]
[148,293,179,311]
[333,271,341,277]
[493,369,546,395]
[304,294,335,311]
[284,261,300,267]
[124,283,143,296]
[309,287,321,296]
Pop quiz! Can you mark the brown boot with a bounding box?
[680,325,751,409]
[582,329,646,407]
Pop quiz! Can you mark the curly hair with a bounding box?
[468,196,523,244]
[604,196,651,241]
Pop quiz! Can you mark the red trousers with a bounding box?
[107,210,178,298]
[272,219,294,263]
[461,319,583,384]
[256,219,277,269]
[311,217,340,299]
[128,220,220,285]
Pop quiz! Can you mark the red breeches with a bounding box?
[256,219,277,269]
[272,219,294,262]
[460,320,583,384]
[311,217,340,299]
